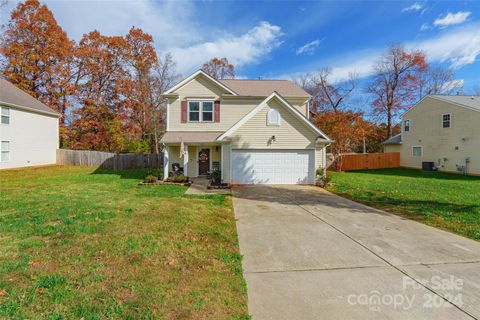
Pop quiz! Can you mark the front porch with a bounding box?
[163,143,227,181]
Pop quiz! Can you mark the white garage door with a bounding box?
[231,149,315,184]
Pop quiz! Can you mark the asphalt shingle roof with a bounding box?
[219,79,310,98]
[0,79,59,116]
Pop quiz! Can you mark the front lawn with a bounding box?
[0,166,248,319]
[328,168,480,241]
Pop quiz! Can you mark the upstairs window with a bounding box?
[188,101,213,122]
[267,109,281,126]
[1,107,10,124]
[188,101,200,122]
[442,113,451,128]
[404,119,410,132]
[202,101,213,122]
[1,141,9,162]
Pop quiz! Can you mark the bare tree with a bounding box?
[366,45,427,139]
[417,65,463,98]
[149,53,181,153]
[297,68,357,113]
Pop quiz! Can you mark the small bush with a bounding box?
[144,175,158,183]
[316,168,331,187]
[148,167,164,180]
[174,175,186,183]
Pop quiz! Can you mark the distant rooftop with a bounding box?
[219,79,310,98]
[430,95,480,111]
[383,134,402,145]
[0,79,59,116]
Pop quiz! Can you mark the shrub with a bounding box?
[144,175,158,183]
[148,167,164,180]
[209,170,221,184]
[174,175,186,183]
[316,168,331,187]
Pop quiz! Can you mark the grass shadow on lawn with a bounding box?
[348,168,480,181]
[329,168,480,241]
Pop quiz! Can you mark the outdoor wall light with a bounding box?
[271,135,276,142]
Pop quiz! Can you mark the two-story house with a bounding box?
[0,79,60,169]
[160,70,332,184]
[383,95,480,175]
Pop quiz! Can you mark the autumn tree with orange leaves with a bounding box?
[1,0,180,152]
[202,57,235,79]
[0,0,75,125]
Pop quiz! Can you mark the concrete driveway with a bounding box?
[232,185,480,320]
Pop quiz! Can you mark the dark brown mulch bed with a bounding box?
[138,181,192,186]
[207,181,230,189]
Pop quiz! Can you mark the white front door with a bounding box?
[231,149,315,184]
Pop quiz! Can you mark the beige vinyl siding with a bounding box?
[384,145,402,153]
[222,143,231,182]
[397,96,480,174]
[315,144,327,169]
[230,98,317,149]
[168,75,311,131]
[169,98,260,132]
[175,74,226,97]
[167,146,198,177]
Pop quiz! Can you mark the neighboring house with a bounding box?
[160,70,332,184]
[383,95,480,175]
[0,79,60,169]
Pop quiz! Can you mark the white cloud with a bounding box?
[420,23,431,31]
[409,23,480,68]
[296,39,321,55]
[442,79,464,91]
[1,1,283,75]
[434,11,471,27]
[402,2,423,12]
[169,22,283,74]
[283,22,480,82]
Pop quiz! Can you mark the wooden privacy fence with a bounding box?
[336,152,400,171]
[57,149,163,170]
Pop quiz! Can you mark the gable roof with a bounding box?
[429,95,480,111]
[404,95,480,118]
[0,79,60,117]
[217,91,332,142]
[219,79,310,98]
[383,134,402,145]
[163,70,237,96]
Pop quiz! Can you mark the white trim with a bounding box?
[188,100,214,123]
[163,70,237,95]
[163,145,169,181]
[217,92,332,142]
[441,113,451,128]
[412,145,423,157]
[267,108,281,126]
[0,100,60,118]
[183,144,189,177]
[1,140,10,162]
[221,144,224,181]
[166,101,170,131]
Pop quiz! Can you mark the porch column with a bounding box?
[220,144,224,182]
[183,145,189,177]
[163,145,169,181]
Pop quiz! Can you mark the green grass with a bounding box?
[0,165,249,319]
[328,168,480,241]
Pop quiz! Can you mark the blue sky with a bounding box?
[1,0,480,92]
